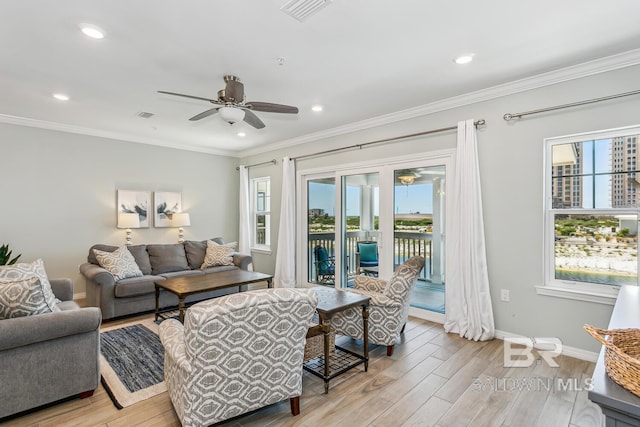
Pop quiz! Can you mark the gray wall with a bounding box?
[1,124,239,294]
[241,64,640,352]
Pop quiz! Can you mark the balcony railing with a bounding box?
[307,231,433,284]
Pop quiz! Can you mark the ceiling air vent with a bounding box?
[137,111,155,119]
[280,0,332,22]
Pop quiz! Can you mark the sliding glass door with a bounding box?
[340,172,379,287]
[393,166,445,314]
[301,153,451,319]
[306,176,336,285]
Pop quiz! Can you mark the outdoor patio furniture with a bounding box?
[314,245,335,284]
[356,241,379,273]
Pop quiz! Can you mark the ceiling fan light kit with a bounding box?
[159,75,298,130]
[398,173,417,185]
[218,106,245,125]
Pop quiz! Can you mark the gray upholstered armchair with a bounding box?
[159,288,318,427]
[0,278,101,419]
[330,256,425,356]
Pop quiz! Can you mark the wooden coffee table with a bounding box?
[154,270,273,323]
[304,286,370,393]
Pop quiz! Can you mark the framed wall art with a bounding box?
[154,191,182,227]
[117,190,151,228]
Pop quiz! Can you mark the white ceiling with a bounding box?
[2,0,640,157]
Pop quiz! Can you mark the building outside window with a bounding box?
[251,177,271,250]
[543,125,640,302]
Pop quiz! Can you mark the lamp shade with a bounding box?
[218,106,245,124]
[117,213,140,229]
[171,212,191,227]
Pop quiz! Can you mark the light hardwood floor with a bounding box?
[1,315,604,427]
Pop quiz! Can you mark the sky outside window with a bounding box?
[309,181,433,215]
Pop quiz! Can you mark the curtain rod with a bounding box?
[291,119,485,161]
[503,89,640,121]
[235,159,277,171]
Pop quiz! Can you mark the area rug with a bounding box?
[99,317,168,409]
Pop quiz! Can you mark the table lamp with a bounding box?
[117,213,140,245]
[171,212,191,243]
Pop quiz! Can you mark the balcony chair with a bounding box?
[159,288,318,427]
[313,245,335,284]
[356,241,379,274]
[330,256,425,356]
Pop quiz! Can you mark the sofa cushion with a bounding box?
[148,244,190,274]
[0,259,60,315]
[93,246,144,281]
[88,244,151,275]
[0,277,59,319]
[126,245,152,275]
[201,240,237,269]
[114,275,166,298]
[184,238,225,269]
[88,244,117,264]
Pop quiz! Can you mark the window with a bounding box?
[542,125,640,303]
[251,177,271,250]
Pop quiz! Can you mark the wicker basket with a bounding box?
[584,324,640,397]
[304,324,336,361]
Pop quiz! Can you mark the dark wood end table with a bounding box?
[154,270,273,323]
[304,286,370,394]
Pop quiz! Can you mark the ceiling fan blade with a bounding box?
[158,90,217,103]
[224,79,245,103]
[246,101,298,114]
[189,108,219,121]
[242,109,266,129]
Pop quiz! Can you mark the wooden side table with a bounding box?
[304,286,370,394]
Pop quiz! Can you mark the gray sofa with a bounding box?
[0,279,101,419]
[79,238,253,320]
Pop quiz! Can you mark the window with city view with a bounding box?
[545,126,640,295]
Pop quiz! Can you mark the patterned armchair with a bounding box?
[331,256,425,356]
[159,288,318,427]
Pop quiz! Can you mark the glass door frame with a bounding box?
[297,149,455,321]
[335,166,383,287]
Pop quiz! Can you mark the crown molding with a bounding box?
[238,48,640,158]
[0,113,237,158]
[3,49,640,159]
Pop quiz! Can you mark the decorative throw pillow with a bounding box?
[0,259,60,314]
[93,245,143,281]
[0,277,59,319]
[201,241,237,269]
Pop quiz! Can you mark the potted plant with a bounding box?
[0,244,21,265]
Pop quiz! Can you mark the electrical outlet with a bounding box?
[500,289,510,302]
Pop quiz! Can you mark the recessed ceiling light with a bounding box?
[237,132,246,137]
[79,24,105,39]
[311,105,323,112]
[454,54,474,65]
[52,93,70,101]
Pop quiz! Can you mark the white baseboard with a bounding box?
[494,329,598,363]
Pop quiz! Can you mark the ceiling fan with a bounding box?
[158,75,298,129]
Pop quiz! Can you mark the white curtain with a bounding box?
[444,119,495,341]
[273,157,296,288]
[238,165,253,271]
